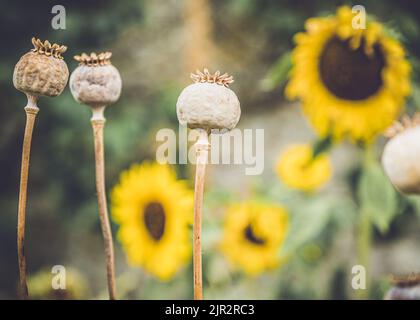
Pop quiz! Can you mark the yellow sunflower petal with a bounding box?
[275,144,332,192]
[220,202,289,276]
[285,5,411,142]
[111,162,193,281]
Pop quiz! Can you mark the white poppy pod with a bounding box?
[382,115,420,195]
[177,69,240,131]
[384,274,420,300]
[70,52,121,107]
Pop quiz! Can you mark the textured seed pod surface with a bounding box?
[177,82,241,131]
[13,52,69,97]
[385,274,420,300]
[70,64,122,107]
[382,126,420,194]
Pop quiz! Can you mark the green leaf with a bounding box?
[357,161,398,233]
[282,198,333,255]
[404,195,420,220]
[312,135,333,158]
[410,84,420,110]
[260,51,292,91]
[383,23,406,42]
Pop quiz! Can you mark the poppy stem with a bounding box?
[91,106,117,300]
[193,128,209,300]
[17,94,39,299]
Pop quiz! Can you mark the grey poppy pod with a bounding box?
[382,114,420,195]
[70,52,122,107]
[13,37,69,97]
[176,69,241,131]
[384,274,420,300]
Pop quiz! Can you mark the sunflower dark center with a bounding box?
[319,37,385,100]
[143,202,166,241]
[244,225,265,245]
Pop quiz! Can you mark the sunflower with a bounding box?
[220,202,289,276]
[286,6,411,142]
[275,144,332,192]
[111,162,193,281]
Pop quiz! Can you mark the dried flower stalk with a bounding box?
[17,95,39,298]
[14,37,69,299]
[91,107,117,300]
[177,68,240,300]
[193,129,209,300]
[70,52,121,300]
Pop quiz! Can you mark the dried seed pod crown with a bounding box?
[74,52,113,66]
[384,113,420,138]
[382,113,420,195]
[31,37,67,59]
[13,37,69,97]
[390,273,420,287]
[191,69,234,87]
[385,273,420,300]
[70,51,122,107]
[177,68,241,131]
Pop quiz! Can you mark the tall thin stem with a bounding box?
[17,94,39,299]
[356,144,374,299]
[90,106,117,300]
[193,129,209,300]
[356,207,371,299]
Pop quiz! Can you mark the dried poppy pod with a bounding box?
[13,37,69,299]
[69,52,121,300]
[70,52,122,107]
[176,69,241,300]
[14,37,69,97]
[382,114,420,195]
[177,68,241,131]
[385,273,420,300]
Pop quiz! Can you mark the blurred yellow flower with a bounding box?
[220,202,289,276]
[28,268,88,300]
[276,144,332,192]
[111,162,193,281]
[286,6,411,142]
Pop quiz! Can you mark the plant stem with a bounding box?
[356,206,372,299]
[193,129,209,300]
[91,106,117,300]
[356,207,372,299]
[17,94,39,299]
[356,145,374,299]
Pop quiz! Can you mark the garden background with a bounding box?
[0,0,420,299]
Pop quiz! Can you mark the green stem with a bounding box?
[356,207,372,299]
[356,144,375,299]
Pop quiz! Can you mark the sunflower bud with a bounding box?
[382,114,420,195]
[13,37,69,97]
[70,52,122,107]
[176,68,241,131]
